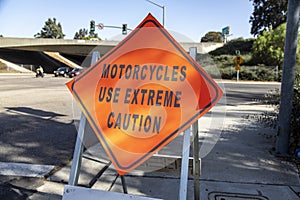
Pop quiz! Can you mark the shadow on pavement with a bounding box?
[0,107,77,199]
[5,107,66,119]
[0,106,77,166]
[0,183,31,200]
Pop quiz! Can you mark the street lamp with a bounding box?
[146,0,165,26]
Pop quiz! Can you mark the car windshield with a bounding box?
[59,67,68,71]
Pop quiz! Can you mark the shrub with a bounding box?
[252,23,300,69]
[252,24,286,68]
[197,53,279,81]
[239,69,258,80]
[217,66,278,81]
[210,38,255,56]
[290,74,300,153]
[258,73,300,154]
[0,61,6,70]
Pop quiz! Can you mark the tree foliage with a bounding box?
[74,28,101,41]
[210,37,255,56]
[34,18,65,39]
[252,23,300,69]
[249,0,287,36]
[74,28,88,39]
[201,31,223,43]
[252,24,285,67]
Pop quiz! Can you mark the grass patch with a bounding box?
[0,61,19,73]
[196,53,279,81]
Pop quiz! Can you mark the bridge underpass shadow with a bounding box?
[0,49,70,73]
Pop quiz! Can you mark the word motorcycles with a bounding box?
[101,63,187,82]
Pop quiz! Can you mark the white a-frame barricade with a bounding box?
[63,48,202,200]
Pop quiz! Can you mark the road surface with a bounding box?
[0,74,280,166]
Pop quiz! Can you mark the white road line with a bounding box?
[0,162,55,177]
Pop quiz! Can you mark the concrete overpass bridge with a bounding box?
[0,37,224,72]
[0,37,117,56]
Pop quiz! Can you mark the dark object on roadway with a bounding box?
[68,68,83,78]
[36,66,44,78]
[36,70,44,78]
[54,67,70,77]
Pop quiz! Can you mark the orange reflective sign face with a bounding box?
[66,14,223,175]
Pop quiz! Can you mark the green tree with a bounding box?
[74,28,101,41]
[34,18,65,39]
[252,23,300,68]
[249,0,287,36]
[252,24,285,67]
[74,28,88,39]
[201,31,223,43]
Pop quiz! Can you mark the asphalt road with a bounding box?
[0,74,77,166]
[0,74,280,167]
[222,81,280,106]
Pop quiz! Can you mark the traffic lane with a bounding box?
[0,75,281,166]
[0,75,77,166]
[0,74,66,92]
[223,82,280,106]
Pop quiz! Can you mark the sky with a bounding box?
[0,0,254,42]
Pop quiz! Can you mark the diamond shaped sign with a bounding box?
[66,13,223,175]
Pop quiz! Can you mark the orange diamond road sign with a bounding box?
[233,55,244,65]
[66,13,223,175]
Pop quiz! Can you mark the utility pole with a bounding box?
[146,0,165,27]
[276,0,300,154]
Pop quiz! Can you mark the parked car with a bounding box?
[68,68,83,78]
[54,67,71,77]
